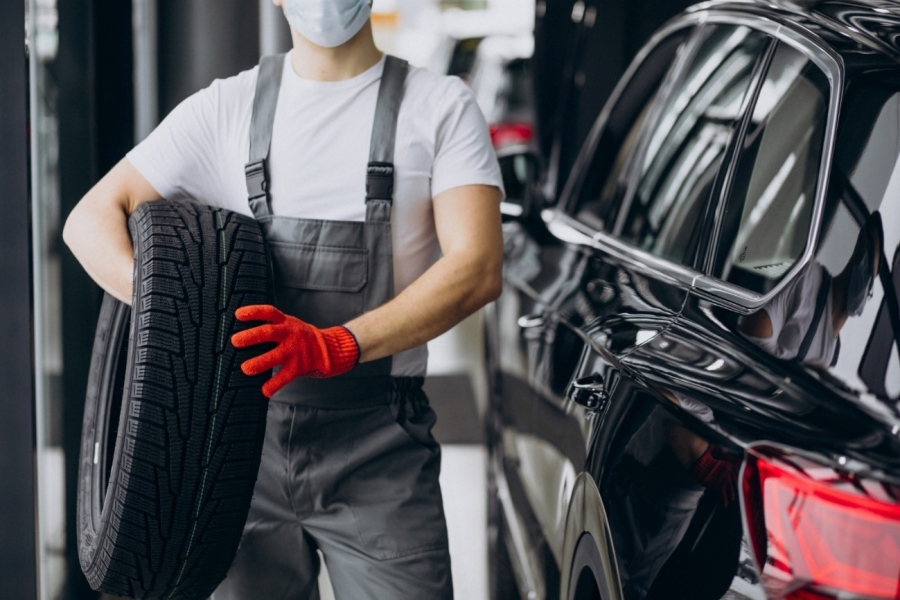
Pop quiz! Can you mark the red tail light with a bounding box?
[489,122,533,149]
[742,449,900,599]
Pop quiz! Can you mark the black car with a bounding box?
[487,2,900,599]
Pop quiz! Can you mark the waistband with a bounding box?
[269,375,425,409]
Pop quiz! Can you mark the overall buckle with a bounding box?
[245,159,269,200]
[366,162,394,201]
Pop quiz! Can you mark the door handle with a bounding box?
[567,374,608,411]
[517,314,545,329]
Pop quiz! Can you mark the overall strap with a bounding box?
[366,55,409,206]
[245,54,286,219]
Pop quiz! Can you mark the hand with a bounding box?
[231,305,360,398]
[689,444,741,507]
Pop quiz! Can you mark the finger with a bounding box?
[235,305,286,323]
[240,347,288,376]
[231,324,285,348]
[262,367,297,398]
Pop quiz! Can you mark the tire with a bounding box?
[77,200,273,599]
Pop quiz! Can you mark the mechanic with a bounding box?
[62,0,504,598]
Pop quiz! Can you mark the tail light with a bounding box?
[742,448,900,599]
[489,122,533,149]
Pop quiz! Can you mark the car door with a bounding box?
[630,32,838,425]
[596,25,900,600]
[652,23,894,487]
[487,21,697,599]
[494,19,779,598]
[543,21,774,600]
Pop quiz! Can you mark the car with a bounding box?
[419,3,532,82]
[468,35,536,151]
[487,2,900,600]
[426,34,484,81]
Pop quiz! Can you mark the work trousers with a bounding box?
[213,378,453,599]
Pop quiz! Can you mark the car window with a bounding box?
[448,37,482,79]
[713,42,829,294]
[614,25,769,267]
[571,27,692,231]
[472,56,533,123]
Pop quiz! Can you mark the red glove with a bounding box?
[690,444,741,507]
[231,305,360,398]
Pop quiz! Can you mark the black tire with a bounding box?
[77,200,273,599]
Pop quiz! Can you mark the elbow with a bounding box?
[62,203,88,255]
[484,269,503,304]
[471,262,502,309]
[61,209,77,251]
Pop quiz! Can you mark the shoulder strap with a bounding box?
[366,55,409,203]
[245,54,286,218]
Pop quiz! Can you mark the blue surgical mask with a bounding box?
[284,0,372,48]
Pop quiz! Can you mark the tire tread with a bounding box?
[78,201,271,599]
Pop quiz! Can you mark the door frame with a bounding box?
[0,1,39,598]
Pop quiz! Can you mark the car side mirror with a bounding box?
[497,144,541,220]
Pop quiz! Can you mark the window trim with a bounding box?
[698,37,778,275]
[542,208,701,292]
[611,22,775,267]
[692,15,843,310]
[555,9,844,313]
[557,16,703,215]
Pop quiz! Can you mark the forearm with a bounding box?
[346,251,502,363]
[62,159,161,305]
[63,199,134,304]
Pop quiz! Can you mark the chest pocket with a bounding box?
[269,241,368,293]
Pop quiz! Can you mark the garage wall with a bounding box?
[0,0,38,597]
[157,0,261,116]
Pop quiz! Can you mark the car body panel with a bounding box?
[559,473,624,600]
[495,213,690,594]
[491,2,900,600]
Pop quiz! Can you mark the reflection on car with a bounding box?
[741,213,883,369]
[487,2,900,600]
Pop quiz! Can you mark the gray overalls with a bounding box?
[212,55,453,600]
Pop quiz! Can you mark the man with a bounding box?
[63,0,504,598]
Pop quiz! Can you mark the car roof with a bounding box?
[688,0,900,69]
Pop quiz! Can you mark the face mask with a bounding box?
[284,0,372,48]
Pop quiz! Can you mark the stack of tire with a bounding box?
[77,201,273,599]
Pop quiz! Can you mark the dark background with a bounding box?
[0,0,38,598]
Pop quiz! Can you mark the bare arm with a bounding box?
[62,158,162,304]
[346,184,503,363]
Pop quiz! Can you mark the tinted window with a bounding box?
[713,42,829,293]
[819,82,900,398]
[616,25,768,266]
[572,28,692,231]
[471,56,533,126]
[499,59,532,123]
[448,37,482,79]
[736,81,900,399]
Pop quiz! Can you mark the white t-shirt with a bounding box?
[127,52,503,377]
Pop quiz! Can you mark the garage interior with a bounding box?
[3,0,707,598]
